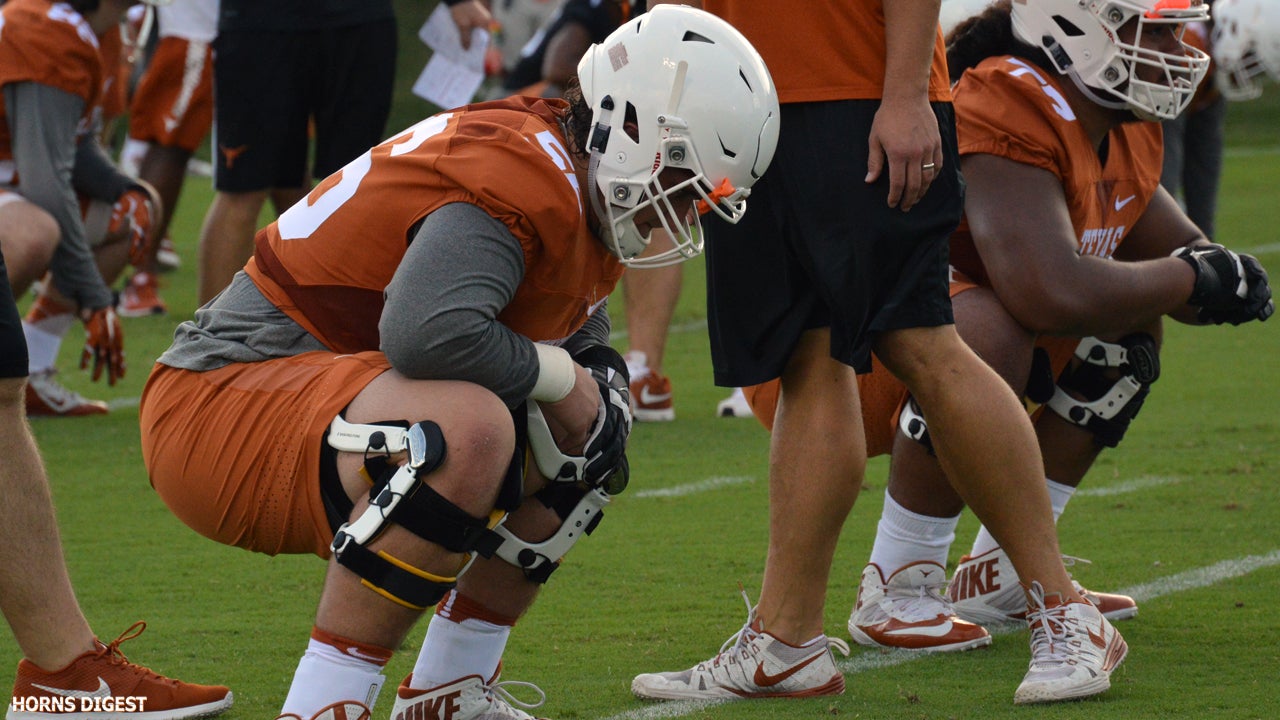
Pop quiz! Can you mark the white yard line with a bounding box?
[631,476,755,499]
[1076,475,1183,497]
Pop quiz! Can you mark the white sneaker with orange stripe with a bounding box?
[848,562,991,652]
[631,591,849,700]
[1015,582,1128,704]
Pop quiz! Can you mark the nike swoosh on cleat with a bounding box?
[32,677,112,700]
[639,387,671,405]
[752,652,823,688]
[883,620,955,638]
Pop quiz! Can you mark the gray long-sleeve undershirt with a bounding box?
[160,202,611,408]
[4,83,114,310]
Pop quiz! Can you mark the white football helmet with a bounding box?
[1213,0,1280,101]
[576,4,779,268]
[1012,0,1211,120]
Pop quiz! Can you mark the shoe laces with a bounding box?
[99,621,179,686]
[882,578,955,623]
[1024,582,1080,669]
[485,678,546,717]
[709,587,849,669]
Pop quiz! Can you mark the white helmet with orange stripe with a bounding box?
[1012,0,1211,120]
[576,4,780,268]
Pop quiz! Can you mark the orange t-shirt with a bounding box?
[948,56,1164,287]
[703,0,951,103]
[0,0,103,172]
[245,96,624,353]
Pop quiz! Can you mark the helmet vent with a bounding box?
[738,68,754,92]
[681,31,714,44]
[1051,15,1087,37]
[624,102,639,143]
[718,135,737,159]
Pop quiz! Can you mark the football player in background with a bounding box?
[2,0,161,418]
[117,0,218,317]
[742,0,1272,691]
[0,2,233,716]
[138,7,779,719]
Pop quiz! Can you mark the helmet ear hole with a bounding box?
[623,102,640,144]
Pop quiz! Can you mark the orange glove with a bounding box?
[80,307,125,385]
[109,188,156,267]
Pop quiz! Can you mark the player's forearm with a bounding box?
[881,0,941,102]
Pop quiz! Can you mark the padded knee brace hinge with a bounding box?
[331,421,504,609]
[491,487,610,583]
[1046,334,1159,448]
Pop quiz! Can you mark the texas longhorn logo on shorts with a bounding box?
[10,676,149,714]
[219,143,249,170]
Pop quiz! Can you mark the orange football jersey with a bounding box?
[0,0,103,176]
[246,96,624,353]
[703,1,951,103]
[948,56,1164,286]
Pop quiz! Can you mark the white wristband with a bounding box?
[530,343,576,402]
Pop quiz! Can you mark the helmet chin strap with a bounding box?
[585,150,624,259]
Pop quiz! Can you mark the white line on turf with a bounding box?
[1076,475,1183,497]
[631,476,755,499]
[603,549,1280,720]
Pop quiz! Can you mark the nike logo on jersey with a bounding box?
[752,651,823,687]
[32,677,112,700]
[1114,194,1136,211]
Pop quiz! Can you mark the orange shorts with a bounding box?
[139,351,391,558]
[739,273,1081,457]
[127,36,214,152]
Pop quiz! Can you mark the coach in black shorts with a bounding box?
[196,0,397,305]
[634,0,1079,687]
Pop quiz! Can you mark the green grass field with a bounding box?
[3,16,1279,718]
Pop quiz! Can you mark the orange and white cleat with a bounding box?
[1015,583,1128,704]
[391,672,546,720]
[948,547,1137,625]
[848,562,991,652]
[8,622,233,719]
[119,272,167,318]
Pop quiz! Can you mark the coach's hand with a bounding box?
[80,306,125,385]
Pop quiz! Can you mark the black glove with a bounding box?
[572,345,632,494]
[1175,245,1273,325]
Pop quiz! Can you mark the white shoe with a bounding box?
[1014,582,1128,704]
[25,369,108,417]
[631,590,849,700]
[848,562,991,652]
[716,388,752,418]
[391,673,545,720]
[948,547,1138,624]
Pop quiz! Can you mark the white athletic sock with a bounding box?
[119,138,149,177]
[411,613,511,690]
[279,635,387,717]
[623,350,649,381]
[868,490,960,576]
[969,477,1078,557]
[22,316,73,375]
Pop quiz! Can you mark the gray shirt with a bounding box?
[160,202,612,408]
[3,83,114,310]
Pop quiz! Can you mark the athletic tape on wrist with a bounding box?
[530,344,576,402]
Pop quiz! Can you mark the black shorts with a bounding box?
[0,247,29,379]
[705,99,963,386]
[210,19,396,192]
